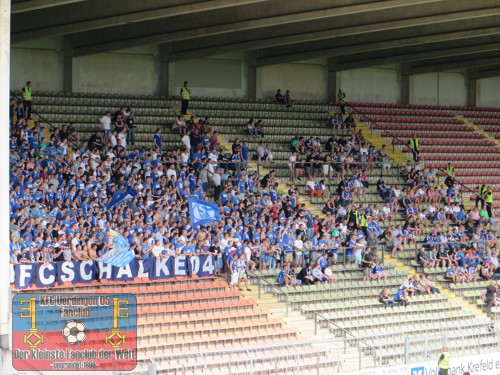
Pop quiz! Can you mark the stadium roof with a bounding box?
[10,0,500,75]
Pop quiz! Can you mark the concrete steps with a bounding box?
[355,119,409,165]
[459,114,500,149]
[217,135,324,216]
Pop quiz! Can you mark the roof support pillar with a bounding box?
[159,44,174,96]
[327,58,338,103]
[400,64,410,105]
[466,72,477,107]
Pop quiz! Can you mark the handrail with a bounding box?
[11,92,80,151]
[247,270,290,316]
[346,103,477,197]
[313,311,376,351]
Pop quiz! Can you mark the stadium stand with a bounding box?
[9,91,500,373]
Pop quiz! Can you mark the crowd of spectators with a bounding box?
[8,91,499,317]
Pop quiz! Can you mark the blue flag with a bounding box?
[30,207,58,219]
[106,187,138,209]
[188,198,221,227]
[97,229,135,268]
[43,146,64,157]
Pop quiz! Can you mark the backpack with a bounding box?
[277,270,285,284]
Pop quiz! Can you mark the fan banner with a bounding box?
[12,255,216,289]
[12,293,137,371]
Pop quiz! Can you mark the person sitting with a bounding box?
[284,263,301,286]
[284,90,294,107]
[255,120,265,138]
[379,288,395,309]
[444,265,463,283]
[424,274,440,294]
[417,274,431,294]
[394,286,410,307]
[323,265,337,283]
[372,261,388,281]
[417,247,434,268]
[296,263,316,285]
[275,89,286,105]
[344,114,356,132]
[245,118,259,138]
[311,263,326,283]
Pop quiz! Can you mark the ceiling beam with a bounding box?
[12,0,268,43]
[167,4,500,62]
[69,0,458,57]
[11,0,85,14]
[332,41,500,71]
[255,24,500,67]
[474,67,500,79]
[409,54,500,74]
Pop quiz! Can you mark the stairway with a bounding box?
[386,253,488,320]
[354,119,410,165]
[239,283,368,372]
[458,114,500,149]
[216,136,324,216]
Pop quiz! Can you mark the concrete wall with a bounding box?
[9,40,500,107]
[10,37,64,92]
[410,72,467,106]
[477,77,500,107]
[337,66,401,104]
[260,63,327,101]
[172,55,246,98]
[73,52,160,94]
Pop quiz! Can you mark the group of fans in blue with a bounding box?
[8,92,499,315]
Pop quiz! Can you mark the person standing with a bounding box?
[437,345,451,375]
[154,128,163,155]
[409,134,420,162]
[337,89,346,115]
[100,111,112,139]
[22,81,32,120]
[485,280,498,317]
[445,162,455,178]
[484,186,494,218]
[476,184,485,209]
[180,81,191,115]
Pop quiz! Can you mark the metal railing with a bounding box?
[248,270,290,316]
[314,311,378,369]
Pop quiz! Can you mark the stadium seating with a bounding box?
[11,91,500,373]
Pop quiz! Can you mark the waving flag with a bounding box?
[106,186,138,209]
[43,146,64,157]
[30,206,58,219]
[97,229,135,267]
[188,198,221,227]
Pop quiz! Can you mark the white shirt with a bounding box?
[167,168,177,180]
[110,134,117,147]
[256,145,265,157]
[152,245,163,258]
[182,135,191,149]
[294,239,304,251]
[213,172,221,186]
[426,205,437,216]
[306,180,316,191]
[243,246,252,262]
[101,116,111,130]
[118,132,127,148]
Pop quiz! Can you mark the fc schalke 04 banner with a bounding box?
[13,254,216,290]
[12,293,137,371]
